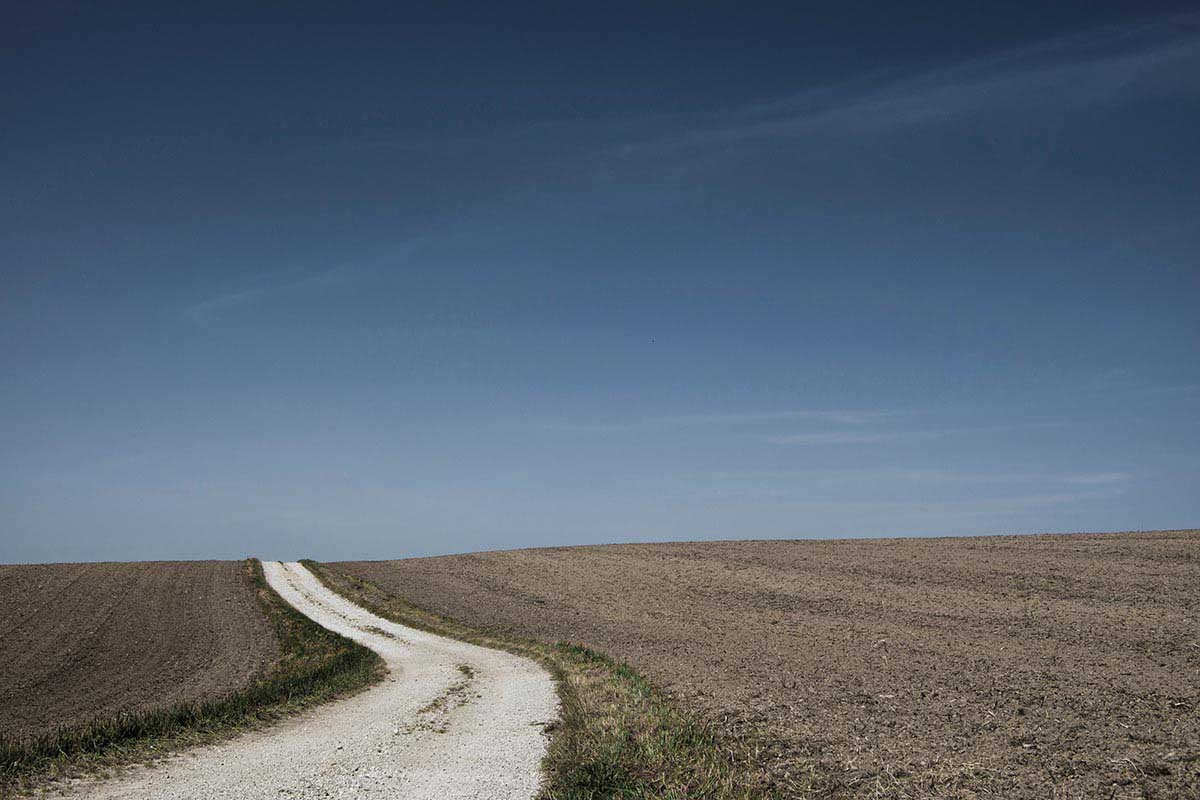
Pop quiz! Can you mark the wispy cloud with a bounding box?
[182,288,266,321]
[610,12,1200,159]
[766,432,895,445]
[889,469,1131,487]
[660,409,893,426]
[767,489,1118,517]
[768,421,1067,446]
[705,467,1132,487]
[182,268,353,322]
[1061,472,1131,486]
[182,241,424,323]
[544,408,893,434]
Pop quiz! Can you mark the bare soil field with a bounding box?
[335,530,1200,799]
[0,560,279,740]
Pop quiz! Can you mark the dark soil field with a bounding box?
[335,530,1200,799]
[0,560,279,741]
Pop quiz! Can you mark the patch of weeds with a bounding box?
[399,664,478,736]
[359,624,401,640]
[0,560,383,798]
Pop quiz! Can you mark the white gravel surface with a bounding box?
[52,560,558,799]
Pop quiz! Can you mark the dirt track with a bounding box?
[57,562,556,800]
[335,530,1200,799]
[0,560,278,740]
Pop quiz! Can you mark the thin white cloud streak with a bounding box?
[766,432,895,445]
[896,469,1130,486]
[610,12,1200,158]
[544,408,894,434]
[1060,472,1132,486]
[182,267,354,322]
[660,409,893,426]
[768,421,1068,446]
[704,467,1132,487]
[182,241,423,322]
[686,481,1122,515]
[182,288,266,321]
[767,490,1118,517]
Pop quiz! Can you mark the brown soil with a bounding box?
[0,560,279,740]
[335,530,1200,799]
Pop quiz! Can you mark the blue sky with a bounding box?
[2,2,1197,562]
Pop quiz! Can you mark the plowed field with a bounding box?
[0,560,279,740]
[334,530,1200,799]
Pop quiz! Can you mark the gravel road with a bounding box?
[51,561,557,800]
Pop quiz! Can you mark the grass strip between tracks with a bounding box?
[303,559,793,800]
[0,559,383,797]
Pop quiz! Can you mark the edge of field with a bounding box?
[0,559,384,799]
[304,559,801,800]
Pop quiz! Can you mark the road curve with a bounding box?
[54,561,558,800]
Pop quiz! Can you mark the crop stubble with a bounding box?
[335,530,1199,798]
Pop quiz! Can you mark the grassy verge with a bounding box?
[0,559,383,798]
[303,559,798,799]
